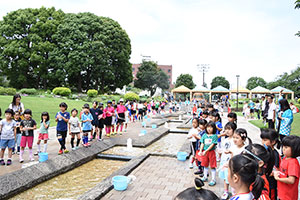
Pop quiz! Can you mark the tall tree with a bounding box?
[51,12,132,92]
[134,61,169,95]
[0,7,65,89]
[175,74,196,89]
[246,77,267,90]
[295,0,300,9]
[210,76,230,89]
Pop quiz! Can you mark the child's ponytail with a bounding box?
[251,174,265,200]
[235,128,252,145]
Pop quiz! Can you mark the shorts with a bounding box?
[138,109,143,115]
[218,168,229,184]
[92,120,99,126]
[132,110,136,114]
[71,132,80,135]
[83,130,91,133]
[57,131,67,139]
[38,133,49,140]
[105,117,112,126]
[98,119,104,129]
[117,113,125,124]
[250,109,254,113]
[152,106,155,110]
[20,136,34,148]
[0,139,15,149]
[200,150,217,168]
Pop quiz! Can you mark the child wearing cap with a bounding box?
[81,104,93,147]
[116,99,126,135]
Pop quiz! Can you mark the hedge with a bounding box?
[87,89,98,97]
[0,87,17,95]
[124,92,139,101]
[19,88,37,95]
[52,87,71,96]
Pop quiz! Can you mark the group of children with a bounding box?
[186,103,300,200]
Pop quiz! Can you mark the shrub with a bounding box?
[87,89,98,97]
[124,92,140,101]
[0,87,5,95]
[0,87,16,95]
[19,88,37,95]
[298,99,300,104]
[52,87,71,96]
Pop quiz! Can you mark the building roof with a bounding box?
[251,86,271,93]
[171,85,191,93]
[230,86,250,93]
[211,86,230,92]
[271,86,293,93]
[192,86,210,92]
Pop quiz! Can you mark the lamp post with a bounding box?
[236,75,240,111]
[197,64,210,87]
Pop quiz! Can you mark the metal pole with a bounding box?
[236,75,240,111]
[202,69,205,87]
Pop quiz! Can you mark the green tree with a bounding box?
[0,7,65,89]
[295,0,300,9]
[51,12,132,92]
[134,61,169,95]
[246,77,267,90]
[210,76,230,89]
[175,74,196,89]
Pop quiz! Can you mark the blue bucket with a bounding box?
[177,152,187,161]
[140,130,147,135]
[151,124,157,129]
[147,118,151,122]
[38,152,48,162]
[141,122,146,127]
[144,116,148,119]
[112,176,130,191]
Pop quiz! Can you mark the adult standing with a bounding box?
[9,94,25,115]
[278,99,293,142]
[254,99,261,120]
[267,96,276,129]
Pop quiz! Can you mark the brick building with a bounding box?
[132,63,173,88]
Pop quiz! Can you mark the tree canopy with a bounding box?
[134,61,169,95]
[175,74,196,89]
[0,7,132,92]
[210,76,230,89]
[246,77,267,90]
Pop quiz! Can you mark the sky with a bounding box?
[1,0,300,89]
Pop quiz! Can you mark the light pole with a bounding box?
[236,75,240,111]
[197,64,210,87]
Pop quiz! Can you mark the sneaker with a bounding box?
[200,177,208,182]
[208,180,216,186]
[83,143,88,148]
[0,160,5,165]
[64,149,69,154]
[19,159,24,163]
[72,147,76,151]
[119,132,123,135]
[124,129,127,132]
[89,138,93,142]
[58,150,63,155]
[34,151,41,156]
[221,191,229,200]
[17,152,20,155]
[30,158,35,162]
[6,159,12,165]
[87,142,91,147]
[189,163,193,169]
[106,134,110,137]
[194,170,203,175]
[75,146,80,150]
[98,138,102,141]
[12,152,15,155]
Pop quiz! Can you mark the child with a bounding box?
[210,111,223,161]
[90,101,100,141]
[194,119,207,175]
[103,101,114,137]
[0,109,16,165]
[174,178,219,200]
[198,121,218,186]
[227,112,237,124]
[55,102,70,155]
[228,154,264,200]
[116,99,126,135]
[13,111,22,155]
[124,106,129,132]
[69,108,81,150]
[219,122,237,200]
[97,103,105,140]
[244,144,275,200]
[111,104,118,135]
[187,118,200,169]
[192,104,197,117]
[19,109,37,162]
[81,104,93,147]
[230,128,251,156]
[274,135,300,200]
[260,129,281,200]
[201,110,209,121]
[35,112,50,155]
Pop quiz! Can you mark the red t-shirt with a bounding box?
[277,157,300,200]
[116,105,126,114]
[250,174,270,200]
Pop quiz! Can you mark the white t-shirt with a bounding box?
[69,116,80,133]
[0,119,16,140]
[220,137,234,166]
[187,128,198,142]
[230,192,254,200]
[230,144,246,156]
[267,102,276,120]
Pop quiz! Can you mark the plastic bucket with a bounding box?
[177,152,187,161]
[147,118,151,122]
[141,122,146,127]
[140,130,147,135]
[38,152,48,162]
[112,176,130,191]
[144,116,148,119]
[151,124,157,129]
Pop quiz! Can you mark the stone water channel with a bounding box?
[8,118,190,200]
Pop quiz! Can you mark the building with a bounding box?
[132,63,173,89]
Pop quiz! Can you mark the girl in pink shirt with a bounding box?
[103,101,115,137]
[116,99,126,135]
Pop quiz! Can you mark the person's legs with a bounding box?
[76,134,81,147]
[268,120,275,129]
[57,131,64,151]
[43,140,48,152]
[37,140,41,153]
[70,135,75,148]
[61,131,67,150]
[28,136,34,161]
[19,136,27,161]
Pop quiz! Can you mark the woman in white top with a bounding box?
[9,94,25,115]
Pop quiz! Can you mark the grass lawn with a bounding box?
[248,113,300,137]
[0,95,90,128]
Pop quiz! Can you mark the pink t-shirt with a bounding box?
[117,105,126,114]
[104,107,115,117]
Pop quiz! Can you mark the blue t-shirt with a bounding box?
[81,112,93,131]
[249,102,255,109]
[215,121,223,142]
[55,111,70,131]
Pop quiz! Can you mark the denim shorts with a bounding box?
[0,139,15,149]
